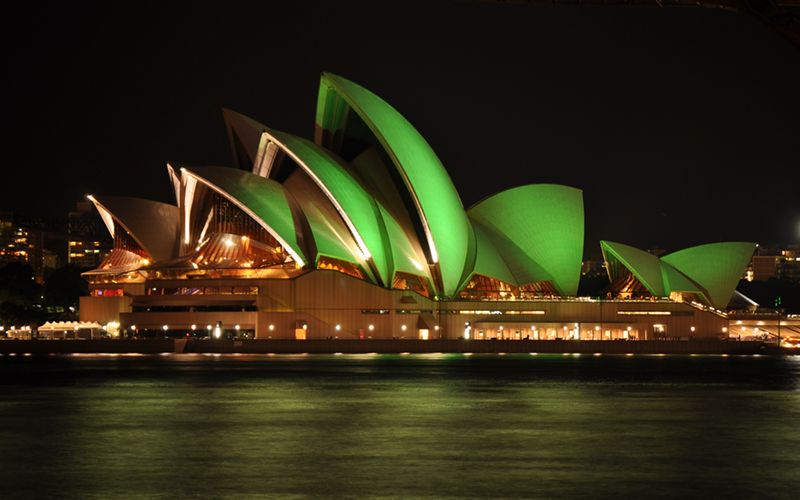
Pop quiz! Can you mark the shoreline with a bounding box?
[0,339,795,356]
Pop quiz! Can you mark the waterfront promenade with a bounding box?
[0,339,792,355]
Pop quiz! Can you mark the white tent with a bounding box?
[38,321,102,332]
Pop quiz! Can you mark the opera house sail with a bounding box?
[79,73,755,341]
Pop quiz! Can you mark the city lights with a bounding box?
[9,65,791,357]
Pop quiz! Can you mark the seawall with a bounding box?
[0,339,792,355]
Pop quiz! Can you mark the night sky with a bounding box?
[5,1,799,257]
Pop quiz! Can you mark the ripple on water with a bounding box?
[0,354,798,498]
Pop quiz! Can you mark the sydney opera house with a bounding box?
[80,73,756,341]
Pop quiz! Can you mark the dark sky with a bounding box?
[4,1,799,256]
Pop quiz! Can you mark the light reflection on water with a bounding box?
[0,354,799,499]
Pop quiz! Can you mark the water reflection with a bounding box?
[0,355,798,498]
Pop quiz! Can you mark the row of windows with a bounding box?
[132,305,257,312]
[147,286,259,296]
[69,240,103,247]
[617,310,694,317]
[363,309,545,315]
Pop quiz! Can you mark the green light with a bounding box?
[662,242,756,309]
[601,241,664,297]
[265,129,393,286]
[185,166,308,266]
[315,73,470,298]
[464,220,518,288]
[660,261,705,298]
[376,204,435,287]
[468,184,584,296]
[600,240,755,309]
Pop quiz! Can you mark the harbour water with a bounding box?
[1,354,798,499]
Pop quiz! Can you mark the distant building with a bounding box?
[0,212,56,280]
[778,246,800,282]
[43,249,59,269]
[581,259,606,278]
[748,245,800,282]
[67,202,111,269]
[751,255,779,281]
[0,212,30,265]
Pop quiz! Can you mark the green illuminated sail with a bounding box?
[469,184,584,296]
[314,72,470,298]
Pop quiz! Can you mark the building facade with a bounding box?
[79,73,753,341]
[0,212,55,280]
[747,245,800,282]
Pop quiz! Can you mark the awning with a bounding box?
[38,321,103,332]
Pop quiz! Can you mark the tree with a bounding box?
[0,262,42,325]
[44,265,88,311]
[0,262,40,305]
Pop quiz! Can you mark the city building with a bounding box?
[0,212,32,266]
[67,201,112,269]
[79,73,756,341]
[781,247,800,282]
[0,211,53,280]
[748,245,800,282]
[580,259,606,278]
